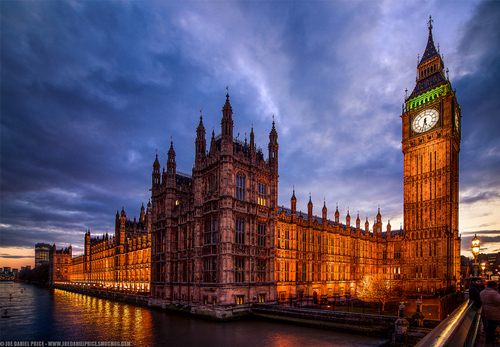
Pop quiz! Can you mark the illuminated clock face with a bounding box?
[412,109,439,133]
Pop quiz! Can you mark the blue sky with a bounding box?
[1,0,500,268]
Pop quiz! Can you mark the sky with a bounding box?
[1,0,500,269]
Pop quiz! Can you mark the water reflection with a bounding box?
[0,282,384,347]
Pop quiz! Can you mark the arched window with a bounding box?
[236,173,245,200]
[258,181,267,206]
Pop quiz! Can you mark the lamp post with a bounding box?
[481,262,486,278]
[471,235,480,277]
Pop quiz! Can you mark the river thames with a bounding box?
[0,282,386,347]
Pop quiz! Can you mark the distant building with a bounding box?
[48,245,72,284]
[35,243,51,267]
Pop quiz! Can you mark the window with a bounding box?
[258,224,266,247]
[257,259,266,282]
[236,174,245,200]
[284,262,290,282]
[258,294,266,303]
[235,219,245,244]
[382,245,387,260]
[235,257,244,283]
[302,263,307,282]
[236,295,244,305]
[284,228,289,250]
[204,216,217,245]
[258,182,266,206]
[203,257,217,283]
[213,217,217,244]
[394,244,401,259]
[209,174,216,192]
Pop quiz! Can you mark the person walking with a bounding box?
[469,277,483,309]
[480,280,500,344]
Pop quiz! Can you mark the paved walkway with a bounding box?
[476,321,500,347]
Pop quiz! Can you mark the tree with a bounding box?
[18,264,49,285]
[356,275,403,312]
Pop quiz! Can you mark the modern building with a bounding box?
[148,19,461,308]
[35,243,51,267]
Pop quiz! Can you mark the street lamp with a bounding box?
[471,235,480,277]
[481,262,486,278]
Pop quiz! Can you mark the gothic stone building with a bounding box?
[150,93,279,305]
[49,244,72,284]
[149,21,460,307]
[401,18,461,293]
[70,204,152,293]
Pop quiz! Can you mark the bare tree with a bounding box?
[356,275,403,312]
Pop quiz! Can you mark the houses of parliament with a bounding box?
[51,20,461,308]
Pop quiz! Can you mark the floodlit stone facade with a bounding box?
[63,205,152,293]
[149,22,461,307]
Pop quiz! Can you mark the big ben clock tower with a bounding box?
[402,17,461,294]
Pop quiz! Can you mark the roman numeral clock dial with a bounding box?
[412,108,439,133]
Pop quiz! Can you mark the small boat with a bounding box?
[2,309,11,318]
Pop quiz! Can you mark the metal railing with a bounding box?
[415,299,480,347]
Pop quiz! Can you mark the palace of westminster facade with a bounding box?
[51,21,461,307]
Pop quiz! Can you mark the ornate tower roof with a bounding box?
[419,18,439,65]
[408,16,447,100]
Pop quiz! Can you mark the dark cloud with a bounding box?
[1,0,498,263]
[0,254,35,259]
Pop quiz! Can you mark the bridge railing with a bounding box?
[415,299,480,347]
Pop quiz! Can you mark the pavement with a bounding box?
[476,321,500,347]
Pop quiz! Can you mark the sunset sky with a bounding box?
[2,0,499,269]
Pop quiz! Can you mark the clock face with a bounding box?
[412,109,439,133]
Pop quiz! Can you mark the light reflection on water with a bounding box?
[0,282,385,347]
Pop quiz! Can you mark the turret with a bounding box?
[291,188,297,221]
[322,200,327,226]
[140,203,145,224]
[335,204,340,227]
[195,115,206,162]
[146,200,152,233]
[356,212,361,232]
[268,120,278,174]
[221,93,233,151]
[152,153,161,190]
[115,209,120,231]
[346,209,351,230]
[250,126,255,156]
[209,128,216,155]
[307,194,313,225]
[376,207,382,234]
[85,229,91,257]
[365,217,370,235]
[167,141,176,176]
[118,206,126,246]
